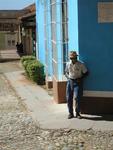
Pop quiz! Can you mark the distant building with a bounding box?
[36,0,113,114]
[19,3,36,55]
[0,3,36,56]
[0,10,21,50]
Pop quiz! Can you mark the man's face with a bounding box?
[70,56,77,63]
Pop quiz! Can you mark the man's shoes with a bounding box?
[76,113,82,119]
[68,114,74,119]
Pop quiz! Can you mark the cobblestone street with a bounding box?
[0,61,113,150]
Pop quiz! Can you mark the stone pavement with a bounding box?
[1,52,113,149]
[5,69,113,131]
[1,67,113,150]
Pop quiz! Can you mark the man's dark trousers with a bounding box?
[66,79,83,115]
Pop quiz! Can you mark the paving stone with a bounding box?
[0,61,113,149]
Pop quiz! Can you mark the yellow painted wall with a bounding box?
[0,33,5,50]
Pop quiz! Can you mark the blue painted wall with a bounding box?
[36,1,45,65]
[35,0,39,58]
[46,0,53,76]
[78,0,113,91]
[68,0,79,54]
[56,0,63,80]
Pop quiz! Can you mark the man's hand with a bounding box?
[76,78,81,83]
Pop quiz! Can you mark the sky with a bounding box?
[0,0,35,10]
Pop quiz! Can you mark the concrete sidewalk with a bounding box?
[5,70,113,131]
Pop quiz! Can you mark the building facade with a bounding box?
[19,4,36,55]
[0,10,21,50]
[36,0,113,114]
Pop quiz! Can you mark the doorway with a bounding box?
[5,33,17,50]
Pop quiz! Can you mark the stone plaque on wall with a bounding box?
[98,2,113,23]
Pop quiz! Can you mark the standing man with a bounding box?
[65,51,88,119]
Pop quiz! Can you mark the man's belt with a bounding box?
[69,78,79,81]
[69,78,80,90]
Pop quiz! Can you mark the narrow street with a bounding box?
[0,60,113,150]
[0,0,113,149]
[0,61,41,150]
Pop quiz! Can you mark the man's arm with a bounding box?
[81,63,89,78]
[82,71,89,78]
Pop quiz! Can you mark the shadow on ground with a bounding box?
[0,58,20,63]
[82,114,113,121]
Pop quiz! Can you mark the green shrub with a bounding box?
[26,60,45,85]
[23,60,36,76]
[21,56,45,85]
[21,55,36,65]
[21,55,36,75]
